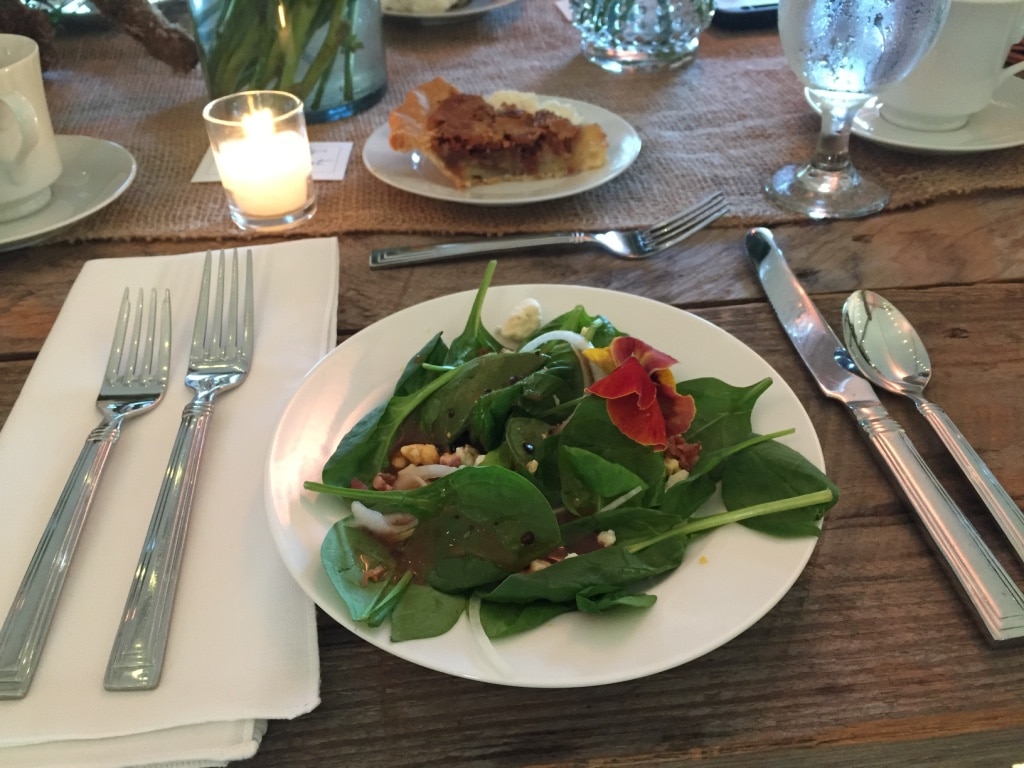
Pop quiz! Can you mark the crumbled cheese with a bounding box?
[525,459,539,474]
[382,0,460,12]
[485,90,582,124]
[597,530,617,548]
[499,298,543,342]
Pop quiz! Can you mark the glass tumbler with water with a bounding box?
[766,0,951,219]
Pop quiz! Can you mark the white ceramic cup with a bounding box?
[0,34,63,222]
[877,0,1024,132]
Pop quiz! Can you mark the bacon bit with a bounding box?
[361,564,387,587]
[665,435,702,471]
[372,472,397,491]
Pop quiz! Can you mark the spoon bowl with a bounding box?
[842,288,1024,566]
[841,289,931,397]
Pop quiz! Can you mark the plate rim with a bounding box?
[264,283,825,688]
[0,135,137,252]
[383,0,520,21]
[361,95,642,206]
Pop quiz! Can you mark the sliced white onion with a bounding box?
[393,463,460,490]
[349,500,417,541]
[467,595,513,680]
[518,330,602,386]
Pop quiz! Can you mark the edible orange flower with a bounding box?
[583,337,696,450]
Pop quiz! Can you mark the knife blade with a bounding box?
[745,226,1024,644]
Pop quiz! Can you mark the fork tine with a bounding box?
[193,252,212,360]
[242,249,254,360]
[157,289,172,386]
[226,249,239,352]
[139,289,157,381]
[643,193,728,251]
[126,289,145,382]
[106,288,131,383]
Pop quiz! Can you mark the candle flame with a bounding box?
[241,108,276,139]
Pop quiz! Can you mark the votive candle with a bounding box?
[203,91,317,231]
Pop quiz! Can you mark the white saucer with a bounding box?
[805,77,1024,154]
[362,96,641,206]
[384,0,519,23]
[0,136,136,253]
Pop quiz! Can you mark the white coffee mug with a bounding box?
[0,34,63,222]
[877,0,1024,132]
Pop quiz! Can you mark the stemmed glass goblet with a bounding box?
[767,0,951,219]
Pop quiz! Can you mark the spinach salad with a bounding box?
[304,262,838,644]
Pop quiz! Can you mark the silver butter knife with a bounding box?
[745,227,1024,644]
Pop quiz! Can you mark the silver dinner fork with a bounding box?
[0,288,171,700]
[368,191,729,268]
[104,250,254,691]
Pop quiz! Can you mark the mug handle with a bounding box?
[0,91,41,175]
[997,59,1024,85]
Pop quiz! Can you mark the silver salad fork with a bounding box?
[0,288,171,700]
[369,192,729,268]
[105,250,254,691]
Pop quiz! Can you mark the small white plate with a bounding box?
[362,97,641,205]
[384,0,520,23]
[264,284,825,688]
[0,136,136,253]
[805,78,1024,155]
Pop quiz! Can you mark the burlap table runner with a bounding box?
[37,0,1024,244]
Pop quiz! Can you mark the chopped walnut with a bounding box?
[400,443,441,465]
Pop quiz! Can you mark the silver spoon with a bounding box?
[842,289,1024,565]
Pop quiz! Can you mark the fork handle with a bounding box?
[0,421,121,700]
[370,232,584,268]
[104,399,212,691]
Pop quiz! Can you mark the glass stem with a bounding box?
[812,102,857,173]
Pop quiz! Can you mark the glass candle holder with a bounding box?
[203,90,317,231]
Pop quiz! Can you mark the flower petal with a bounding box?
[609,336,678,372]
[587,357,658,409]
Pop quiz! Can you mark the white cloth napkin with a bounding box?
[0,239,339,767]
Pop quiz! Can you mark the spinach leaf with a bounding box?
[321,522,411,625]
[306,466,562,592]
[678,376,772,452]
[527,305,620,348]
[555,396,665,513]
[320,364,464,486]
[720,439,840,537]
[483,536,686,605]
[479,600,575,639]
[390,584,467,642]
[445,260,503,365]
[410,352,546,450]
[393,332,449,397]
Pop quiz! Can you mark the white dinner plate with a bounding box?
[805,78,1024,155]
[0,136,136,253]
[361,97,642,205]
[384,0,520,23]
[265,284,825,688]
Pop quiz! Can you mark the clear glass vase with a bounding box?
[570,0,714,73]
[188,0,387,123]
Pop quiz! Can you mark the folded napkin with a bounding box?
[0,240,339,767]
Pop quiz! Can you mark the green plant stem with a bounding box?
[626,489,834,554]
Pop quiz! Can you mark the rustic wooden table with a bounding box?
[3,188,1024,766]
[3,1,1024,762]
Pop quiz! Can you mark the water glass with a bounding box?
[569,0,714,73]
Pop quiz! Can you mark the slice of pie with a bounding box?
[388,77,609,188]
